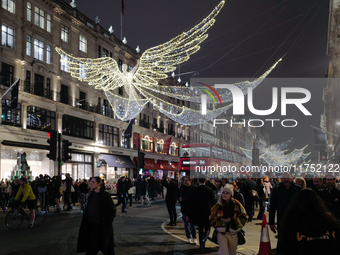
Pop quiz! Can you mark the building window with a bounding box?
[27,106,56,131]
[46,45,51,64]
[79,35,87,53]
[1,100,21,127]
[27,2,32,21]
[34,7,45,29]
[118,59,123,71]
[0,62,14,87]
[98,124,119,147]
[26,35,31,56]
[102,48,108,57]
[61,25,69,43]
[47,14,51,33]
[62,115,94,140]
[60,54,70,72]
[122,133,130,149]
[142,135,154,152]
[2,0,15,14]
[98,45,101,58]
[46,78,51,99]
[1,25,14,48]
[34,39,44,61]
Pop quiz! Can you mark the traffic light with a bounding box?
[138,152,145,169]
[47,131,58,161]
[62,139,72,162]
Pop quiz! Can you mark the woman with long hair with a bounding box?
[280,189,340,255]
[210,184,247,255]
[77,177,116,255]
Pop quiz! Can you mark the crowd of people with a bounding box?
[160,173,340,255]
[0,173,91,214]
[4,172,340,255]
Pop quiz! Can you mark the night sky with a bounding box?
[68,0,330,160]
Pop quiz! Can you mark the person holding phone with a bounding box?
[210,184,247,255]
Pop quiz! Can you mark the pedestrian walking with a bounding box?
[79,179,89,211]
[52,176,62,213]
[135,175,142,201]
[64,173,72,211]
[116,176,127,213]
[241,177,257,222]
[162,177,178,226]
[176,176,197,244]
[71,180,78,209]
[269,172,301,255]
[210,185,247,255]
[77,177,116,255]
[280,189,340,255]
[231,182,245,206]
[187,175,215,251]
[321,175,340,219]
[140,176,151,205]
[256,178,267,220]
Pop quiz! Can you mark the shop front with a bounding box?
[1,143,54,180]
[159,160,176,178]
[143,159,160,177]
[61,152,93,181]
[100,154,136,180]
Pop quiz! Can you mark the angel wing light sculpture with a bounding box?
[56,0,281,125]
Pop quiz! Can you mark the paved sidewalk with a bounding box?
[164,210,277,255]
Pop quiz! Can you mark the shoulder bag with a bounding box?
[237,229,246,245]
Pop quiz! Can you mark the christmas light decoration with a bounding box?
[240,142,311,167]
[55,0,281,125]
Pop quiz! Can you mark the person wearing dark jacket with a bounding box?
[321,175,340,219]
[116,176,127,213]
[139,176,150,205]
[162,177,178,226]
[176,176,197,244]
[52,176,61,213]
[148,176,157,200]
[64,173,72,211]
[79,179,89,211]
[241,178,257,222]
[256,178,267,220]
[231,181,245,206]
[269,172,301,255]
[280,189,340,255]
[77,177,116,255]
[187,176,215,251]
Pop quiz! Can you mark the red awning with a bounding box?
[159,160,175,171]
[144,159,160,170]
[171,162,178,171]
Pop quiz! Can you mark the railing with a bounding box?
[139,120,150,129]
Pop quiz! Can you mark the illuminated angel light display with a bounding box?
[56,0,281,125]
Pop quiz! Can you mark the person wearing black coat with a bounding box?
[64,173,72,211]
[116,176,127,213]
[269,172,301,255]
[77,177,116,255]
[241,178,257,222]
[162,177,178,226]
[176,176,197,243]
[187,176,215,251]
[256,178,267,220]
[139,176,150,205]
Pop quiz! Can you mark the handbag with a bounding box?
[71,185,75,193]
[251,190,259,198]
[237,229,246,245]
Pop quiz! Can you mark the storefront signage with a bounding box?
[109,150,124,155]
[182,159,206,166]
[24,138,39,143]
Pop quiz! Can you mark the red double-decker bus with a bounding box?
[179,143,243,179]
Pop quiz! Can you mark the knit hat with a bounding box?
[263,175,269,182]
[221,184,234,197]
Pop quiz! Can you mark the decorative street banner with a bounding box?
[162,137,172,154]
